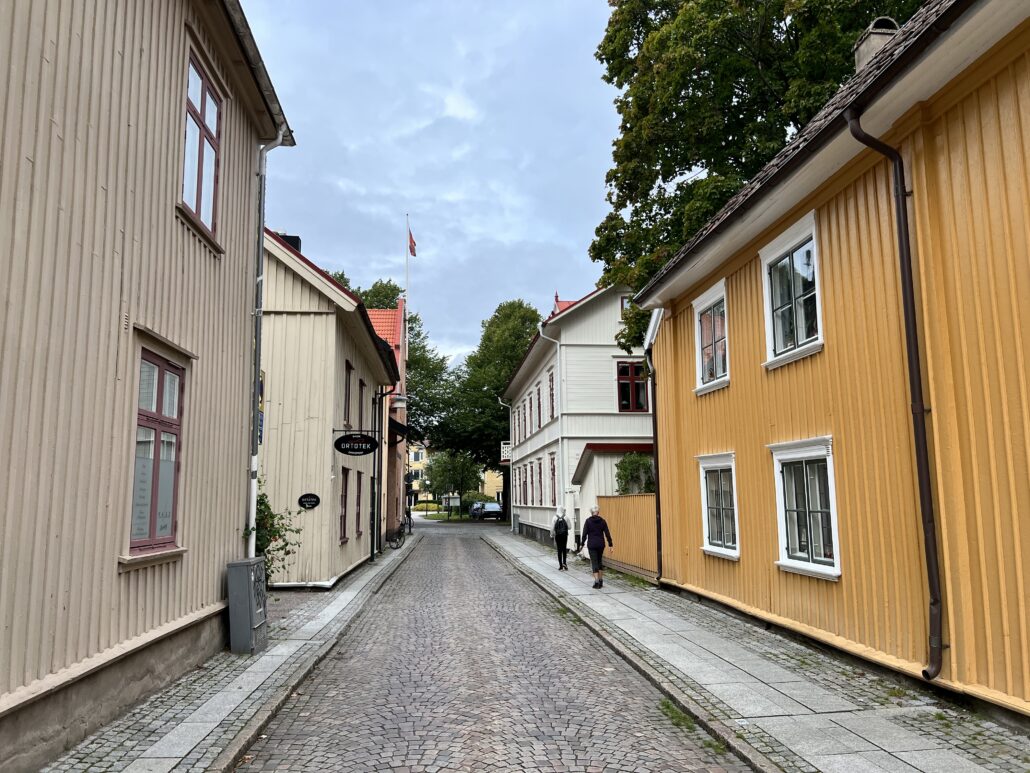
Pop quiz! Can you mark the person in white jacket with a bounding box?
[550,507,571,571]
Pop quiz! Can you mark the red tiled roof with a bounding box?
[366,299,404,350]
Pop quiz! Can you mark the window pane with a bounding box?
[700,308,714,347]
[709,507,723,545]
[618,381,631,410]
[770,257,792,307]
[204,92,219,133]
[138,361,158,412]
[187,63,202,108]
[701,345,715,382]
[794,510,810,557]
[183,116,200,211]
[200,139,216,228]
[723,508,736,549]
[634,381,647,410]
[131,427,155,541]
[797,293,818,343]
[807,461,828,511]
[714,339,727,379]
[713,300,725,341]
[792,241,816,295]
[773,306,795,353]
[156,433,177,538]
[163,371,180,418]
[706,471,720,510]
[617,363,629,377]
[720,470,734,509]
[632,363,645,378]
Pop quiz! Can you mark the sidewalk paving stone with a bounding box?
[486,532,1030,773]
[42,541,417,773]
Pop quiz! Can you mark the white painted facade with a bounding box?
[504,287,654,539]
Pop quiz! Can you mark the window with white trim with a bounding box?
[691,279,729,393]
[616,361,648,412]
[760,211,824,368]
[697,453,738,559]
[770,437,840,579]
[181,56,221,234]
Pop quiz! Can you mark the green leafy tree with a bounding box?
[405,313,451,441]
[594,0,923,349]
[431,300,542,468]
[615,452,656,494]
[424,450,482,499]
[355,278,403,309]
[328,269,351,289]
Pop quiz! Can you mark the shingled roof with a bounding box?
[636,0,978,304]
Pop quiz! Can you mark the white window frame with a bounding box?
[691,278,729,396]
[769,436,841,581]
[696,452,740,560]
[759,211,824,370]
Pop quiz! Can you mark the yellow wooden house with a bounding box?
[636,0,1030,717]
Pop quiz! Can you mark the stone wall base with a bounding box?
[0,611,227,773]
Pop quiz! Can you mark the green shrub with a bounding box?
[460,491,493,510]
[413,501,438,511]
[616,452,656,494]
[243,484,302,583]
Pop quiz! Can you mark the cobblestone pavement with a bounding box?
[239,521,748,772]
[43,544,413,773]
[487,533,1030,773]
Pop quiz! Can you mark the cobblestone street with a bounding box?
[238,522,746,772]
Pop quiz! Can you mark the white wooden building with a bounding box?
[503,287,654,542]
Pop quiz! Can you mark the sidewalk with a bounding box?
[486,533,1030,773]
[43,538,419,773]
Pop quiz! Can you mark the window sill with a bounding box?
[340,538,349,545]
[702,546,739,561]
[775,559,839,582]
[118,547,187,572]
[175,203,225,256]
[694,378,729,397]
[764,340,823,371]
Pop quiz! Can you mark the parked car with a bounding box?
[479,502,503,520]
[468,502,484,517]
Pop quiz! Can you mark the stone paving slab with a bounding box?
[42,539,419,773]
[486,532,1030,773]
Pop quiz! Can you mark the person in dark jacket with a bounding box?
[577,505,613,589]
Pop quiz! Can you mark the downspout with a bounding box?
[371,385,397,563]
[844,108,943,681]
[538,323,569,538]
[643,308,664,581]
[247,124,286,558]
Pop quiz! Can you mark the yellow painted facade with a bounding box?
[652,24,1030,715]
[596,495,658,578]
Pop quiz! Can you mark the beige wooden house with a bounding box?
[0,0,292,767]
[259,232,399,586]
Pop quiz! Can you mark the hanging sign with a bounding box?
[333,433,378,456]
[298,493,320,510]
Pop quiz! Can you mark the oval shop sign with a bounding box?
[333,433,378,456]
[297,493,321,510]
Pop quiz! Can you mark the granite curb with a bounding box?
[209,535,423,772]
[483,535,780,773]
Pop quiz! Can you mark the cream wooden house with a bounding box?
[0,0,292,767]
[259,232,399,587]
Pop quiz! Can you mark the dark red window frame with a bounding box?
[536,387,542,428]
[344,361,354,425]
[549,371,555,419]
[528,398,533,435]
[358,379,366,430]
[356,471,364,536]
[617,361,649,413]
[549,454,556,507]
[182,55,221,235]
[131,350,185,554]
[537,461,543,506]
[522,466,528,505]
[340,467,350,543]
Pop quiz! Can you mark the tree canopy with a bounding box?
[405,312,450,442]
[593,0,923,348]
[423,450,482,499]
[430,300,542,468]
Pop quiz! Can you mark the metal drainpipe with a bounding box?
[644,349,663,582]
[538,323,569,539]
[247,125,286,558]
[371,385,397,563]
[844,108,943,680]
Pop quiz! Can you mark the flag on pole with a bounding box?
[408,228,417,257]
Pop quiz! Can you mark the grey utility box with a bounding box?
[227,556,268,655]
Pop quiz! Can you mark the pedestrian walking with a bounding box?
[577,505,613,589]
[550,507,571,570]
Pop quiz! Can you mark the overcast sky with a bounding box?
[246,1,619,361]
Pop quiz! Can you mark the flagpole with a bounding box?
[405,213,410,304]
